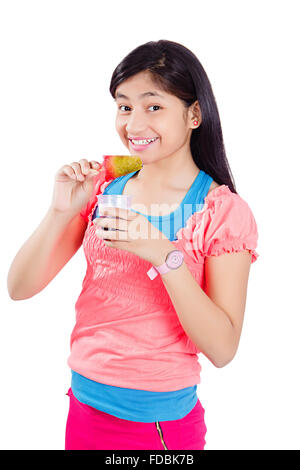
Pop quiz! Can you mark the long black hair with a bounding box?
[109,39,237,194]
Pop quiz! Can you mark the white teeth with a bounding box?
[131,137,157,145]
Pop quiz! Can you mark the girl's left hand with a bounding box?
[92,206,174,266]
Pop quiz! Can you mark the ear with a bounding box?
[188,100,202,126]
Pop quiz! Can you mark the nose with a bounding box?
[125,108,148,136]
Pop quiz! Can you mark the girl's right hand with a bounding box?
[50,159,105,216]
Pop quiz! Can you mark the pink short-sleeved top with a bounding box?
[67,170,259,392]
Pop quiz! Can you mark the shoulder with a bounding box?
[188,184,259,263]
[207,180,221,195]
[203,184,257,232]
[203,184,254,221]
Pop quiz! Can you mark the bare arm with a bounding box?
[7,158,103,301]
[156,240,252,368]
[7,209,87,300]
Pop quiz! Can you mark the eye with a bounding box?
[118,105,131,112]
[118,105,161,112]
[148,105,161,111]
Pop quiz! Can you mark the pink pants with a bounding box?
[65,387,207,450]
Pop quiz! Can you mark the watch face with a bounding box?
[166,250,184,269]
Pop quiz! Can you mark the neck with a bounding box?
[134,151,200,191]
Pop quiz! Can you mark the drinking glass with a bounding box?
[95,194,133,236]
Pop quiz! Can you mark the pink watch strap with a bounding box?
[147,266,159,280]
[147,263,169,280]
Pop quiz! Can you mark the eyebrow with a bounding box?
[115,91,165,100]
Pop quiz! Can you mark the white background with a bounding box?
[1,0,299,450]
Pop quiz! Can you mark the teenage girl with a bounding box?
[7,40,259,450]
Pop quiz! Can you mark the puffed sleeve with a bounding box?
[79,172,113,223]
[191,185,259,263]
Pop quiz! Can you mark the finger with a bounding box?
[99,207,138,220]
[60,165,77,180]
[70,162,85,181]
[90,160,103,170]
[94,216,129,232]
[78,159,92,175]
[95,227,124,241]
[77,159,100,177]
[93,216,123,231]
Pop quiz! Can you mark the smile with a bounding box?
[129,137,158,145]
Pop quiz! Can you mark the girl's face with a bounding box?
[115,71,199,164]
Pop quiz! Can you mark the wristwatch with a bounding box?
[147,249,184,280]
